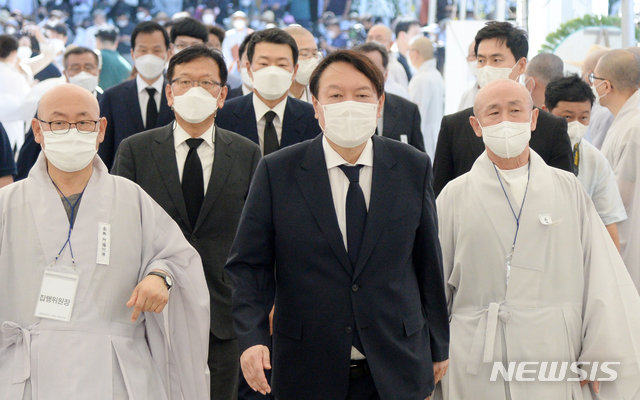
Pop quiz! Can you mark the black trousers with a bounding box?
[346,364,380,400]
[209,333,239,400]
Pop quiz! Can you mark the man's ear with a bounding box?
[469,115,482,138]
[165,82,174,108]
[530,107,539,132]
[32,118,44,146]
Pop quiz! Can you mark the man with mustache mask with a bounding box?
[112,45,261,400]
[435,79,640,399]
[284,25,320,103]
[226,50,449,400]
[98,21,174,169]
[432,21,573,197]
[216,28,320,155]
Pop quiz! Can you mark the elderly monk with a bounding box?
[435,79,640,400]
[0,84,210,399]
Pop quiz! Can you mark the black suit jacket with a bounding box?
[215,93,321,149]
[225,135,449,400]
[432,106,573,196]
[382,92,425,152]
[226,85,243,100]
[112,123,261,340]
[99,79,174,169]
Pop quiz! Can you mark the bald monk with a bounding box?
[581,47,614,149]
[436,79,640,399]
[366,24,409,95]
[285,25,320,102]
[0,84,210,399]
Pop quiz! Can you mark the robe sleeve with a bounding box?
[435,185,456,318]
[578,178,640,399]
[135,184,211,400]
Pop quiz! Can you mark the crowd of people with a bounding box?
[1,3,640,400]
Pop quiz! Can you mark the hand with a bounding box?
[231,43,240,62]
[126,271,169,322]
[433,359,449,385]
[240,345,271,395]
[580,380,600,393]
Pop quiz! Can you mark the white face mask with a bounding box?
[202,14,215,25]
[295,57,320,86]
[479,119,531,159]
[321,100,378,148]
[17,46,32,61]
[233,19,247,31]
[240,67,253,89]
[567,120,588,147]
[173,86,219,123]
[134,54,166,80]
[136,11,148,21]
[42,128,98,172]
[68,71,98,93]
[251,66,293,100]
[591,81,607,104]
[476,64,515,88]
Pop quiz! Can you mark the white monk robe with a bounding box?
[600,89,640,292]
[435,150,640,400]
[0,154,210,399]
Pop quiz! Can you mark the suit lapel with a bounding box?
[382,96,400,139]
[151,124,191,230]
[158,81,175,125]
[281,98,305,147]
[353,136,398,279]
[295,136,353,276]
[126,80,145,133]
[232,94,259,144]
[193,126,233,232]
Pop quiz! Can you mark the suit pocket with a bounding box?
[403,311,426,337]
[275,315,303,341]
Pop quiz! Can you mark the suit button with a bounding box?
[344,326,352,334]
[351,284,359,292]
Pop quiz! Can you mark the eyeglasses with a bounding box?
[37,119,99,134]
[588,72,607,85]
[299,50,321,59]
[171,78,222,91]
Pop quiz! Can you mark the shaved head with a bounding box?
[284,25,314,41]
[526,53,564,85]
[38,83,100,120]
[595,49,640,91]
[410,37,433,61]
[474,79,533,116]
[582,48,609,81]
[367,24,393,50]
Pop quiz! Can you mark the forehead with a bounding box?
[294,33,316,50]
[252,42,293,60]
[135,30,167,48]
[173,57,220,78]
[40,94,98,119]
[477,85,529,111]
[317,61,375,92]
[66,52,97,65]
[552,100,592,113]
[477,37,513,57]
[363,51,384,70]
[367,28,388,41]
[174,35,203,43]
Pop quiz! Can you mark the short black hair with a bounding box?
[46,23,68,37]
[208,25,225,44]
[167,44,228,86]
[310,50,384,98]
[544,74,595,111]
[474,21,528,62]
[0,34,18,59]
[95,26,119,43]
[353,42,389,69]
[247,28,298,65]
[394,19,420,37]
[170,17,208,44]
[131,21,169,50]
[238,31,255,60]
[63,46,99,68]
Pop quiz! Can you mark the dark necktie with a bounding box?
[339,165,367,266]
[145,87,158,130]
[182,138,204,228]
[263,110,279,155]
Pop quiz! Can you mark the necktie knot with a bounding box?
[264,110,277,124]
[339,165,363,183]
[146,87,157,96]
[186,138,204,150]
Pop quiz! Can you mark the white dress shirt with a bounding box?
[136,74,163,128]
[322,135,373,361]
[173,121,215,194]
[253,94,287,155]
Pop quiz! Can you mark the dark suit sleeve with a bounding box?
[98,91,115,169]
[414,160,449,362]
[111,138,136,181]
[410,104,426,153]
[432,115,454,197]
[546,115,573,173]
[224,158,276,354]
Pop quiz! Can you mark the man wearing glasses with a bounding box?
[284,25,321,103]
[112,45,261,400]
[0,83,210,398]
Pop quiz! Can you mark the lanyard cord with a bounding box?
[492,162,531,249]
[51,179,86,266]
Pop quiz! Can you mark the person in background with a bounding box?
[0,123,15,188]
[222,11,252,90]
[320,18,348,53]
[458,40,478,111]
[170,17,208,56]
[524,52,564,109]
[284,25,320,103]
[115,11,135,62]
[408,36,444,160]
[366,24,409,98]
[95,26,132,90]
[207,25,226,51]
[226,32,255,99]
[581,47,614,149]
[394,18,421,81]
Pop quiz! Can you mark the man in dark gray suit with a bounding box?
[112,45,261,400]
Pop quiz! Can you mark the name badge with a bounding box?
[34,269,79,322]
[96,222,111,265]
[400,134,409,144]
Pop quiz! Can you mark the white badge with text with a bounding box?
[96,222,111,265]
[400,134,408,144]
[34,269,79,322]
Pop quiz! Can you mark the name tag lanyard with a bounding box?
[50,179,86,268]
[492,162,531,286]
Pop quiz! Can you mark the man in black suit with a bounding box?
[432,21,572,196]
[355,42,425,152]
[99,21,174,169]
[112,46,261,400]
[225,50,449,400]
[216,28,321,155]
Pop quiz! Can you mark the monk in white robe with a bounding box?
[595,49,640,292]
[0,84,210,399]
[435,80,640,400]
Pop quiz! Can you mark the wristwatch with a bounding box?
[148,271,173,291]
